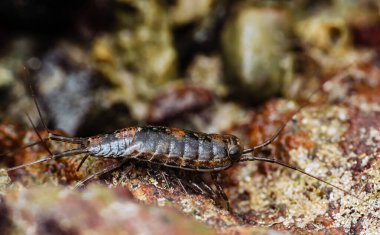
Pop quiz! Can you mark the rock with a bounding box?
[221,6,291,102]
[1,185,214,235]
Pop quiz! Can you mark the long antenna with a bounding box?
[242,82,324,154]
[1,68,51,157]
[24,112,54,157]
[5,67,89,172]
[7,157,55,171]
[240,154,361,200]
[23,67,51,135]
[0,140,48,157]
[22,67,56,158]
[24,66,84,144]
[7,148,87,172]
[1,67,83,157]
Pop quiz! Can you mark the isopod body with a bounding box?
[70,126,243,172]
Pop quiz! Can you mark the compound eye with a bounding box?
[228,146,240,158]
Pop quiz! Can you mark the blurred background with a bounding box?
[1,1,380,234]
[0,0,379,138]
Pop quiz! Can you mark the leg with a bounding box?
[160,171,170,189]
[188,180,207,195]
[211,173,230,211]
[199,179,217,198]
[180,172,211,196]
[76,154,89,171]
[74,158,129,190]
[192,173,215,197]
[175,176,188,195]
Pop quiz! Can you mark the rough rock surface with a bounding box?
[1,64,379,234]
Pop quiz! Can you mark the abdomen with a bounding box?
[87,126,233,171]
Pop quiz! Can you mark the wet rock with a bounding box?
[169,0,214,26]
[221,6,291,102]
[225,64,380,234]
[92,0,177,121]
[147,85,214,125]
[294,7,375,73]
[2,186,214,235]
[33,42,94,136]
[187,55,227,97]
[296,15,351,54]
[172,0,229,69]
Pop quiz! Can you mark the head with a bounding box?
[224,135,243,162]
